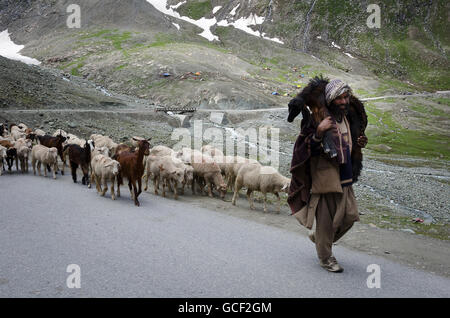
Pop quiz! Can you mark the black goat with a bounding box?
[6,148,17,172]
[66,140,93,186]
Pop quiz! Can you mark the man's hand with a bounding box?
[316,116,334,138]
[357,135,368,148]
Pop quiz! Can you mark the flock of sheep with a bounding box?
[0,123,291,212]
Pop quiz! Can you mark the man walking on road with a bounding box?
[287,78,368,273]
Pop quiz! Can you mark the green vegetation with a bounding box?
[359,203,450,241]
[70,63,84,76]
[178,0,212,20]
[381,97,397,103]
[353,88,370,98]
[354,32,449,92]
[304,0,450,91]
[79,29,112,39]
[114,63,128,71]
[214,26,231,38]
[146,33,178,48]
[200,41,229,54]
[63,55,88,76]
[77,29,133,51]
[365,103,450,160]
[374,77,419,95]
[103,31,132,50]
[313,0,362,41]
[385,39,449,91]
[410,103,450,118]
[369,156,449,170]
[17,93,38,106]
[432,97,450,107]
[266,57,280,65]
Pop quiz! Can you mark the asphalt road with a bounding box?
[0,171,449,297]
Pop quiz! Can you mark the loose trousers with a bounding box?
[314,186,359,261]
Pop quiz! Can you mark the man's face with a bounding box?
[329,91,350,118]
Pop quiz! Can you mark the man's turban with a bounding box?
[325,79,352,106]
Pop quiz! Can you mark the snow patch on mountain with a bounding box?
[146,0,283,44]
[0,30,41,65]
[146,0,218,41]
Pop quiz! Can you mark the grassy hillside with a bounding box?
[0,0,448,161]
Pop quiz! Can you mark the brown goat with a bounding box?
[0,140,14,149]
[116,139,151,206]
[114,144,134,159]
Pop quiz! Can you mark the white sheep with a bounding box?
[34,129,46,137]
[149,145,175,157]
[11,129,26,141]
[53,129,68,137]
[176,147,193,163]
[0,145,6,176]
[213,155,259,190]
[17,123,28,131]
[201,145,224,158]
[9,124,27,140]
[0,136,14,143]
[92,146,110,157]
[144,155,185,199]
[190,151,227,198]
[229,157,259,186]
[179,163,194,195]
[176,148,226,197]
[89,154,121,200]
[90,134,118,155]
[14,137,32,149]
[16,146,31,173]
[212,155,233,173]
[146,145,193,194]
[164,157,194,195]
[177,147,214,164]
[14,138,32,173]
[66,133,87,147]
[31,144,58,179]
[232,163,291,213]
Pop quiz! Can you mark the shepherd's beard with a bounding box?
[328,101,349,121]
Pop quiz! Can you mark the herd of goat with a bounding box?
[0,123,291,211]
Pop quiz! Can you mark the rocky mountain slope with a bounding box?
[1,0,448,157]
[0,0,449,239]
